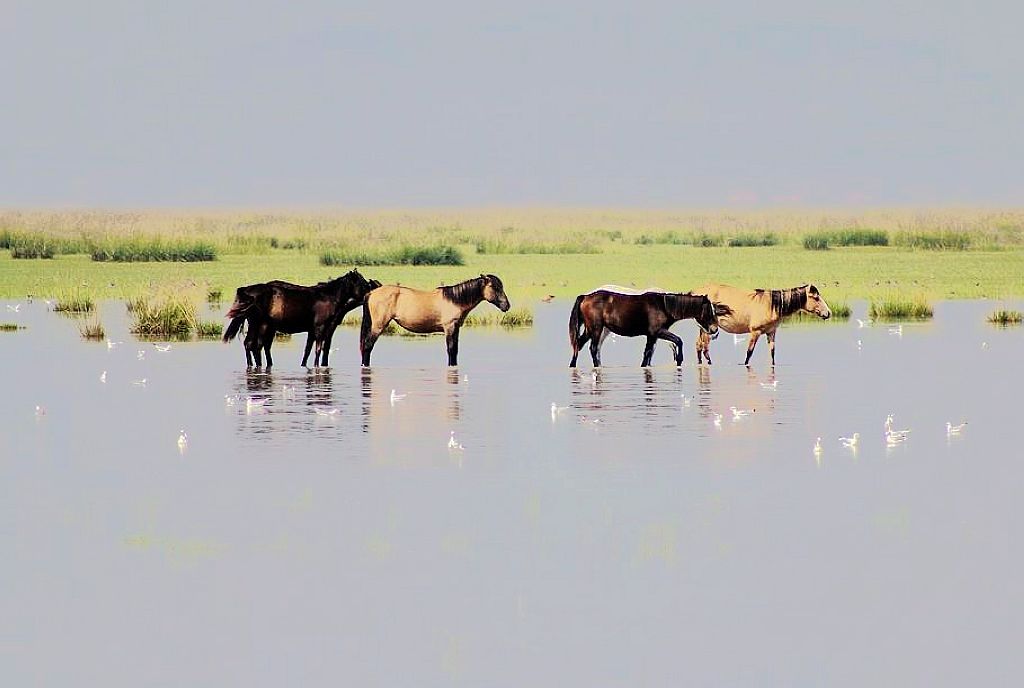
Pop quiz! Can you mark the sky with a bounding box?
[2,1,1021,207]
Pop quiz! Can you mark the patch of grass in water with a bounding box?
[463,306,534,328]
[78,319,106,340]
[53,291,96,313]
[869,295,933,319]
[0,322,25,331]
[130,297,198,338]
[206,288,223,304]
[195,320,223,338]
[790,301,851,321]
[987,309,1023,325]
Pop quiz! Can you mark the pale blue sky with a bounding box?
[2,1,1021,206]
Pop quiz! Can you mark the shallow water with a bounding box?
[2,298,1023,686]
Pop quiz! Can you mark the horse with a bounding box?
[568,289,720,368]
[360,274,511,366]
[222,270,379,368]
[690,283,831,365]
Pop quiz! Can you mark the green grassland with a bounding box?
[1,209,1023,304]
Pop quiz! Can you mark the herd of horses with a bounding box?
[222,270,832,368]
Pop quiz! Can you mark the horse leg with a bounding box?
[743,331,762,366]
[658,329,685,366]
[361,320,387,367]
[641,335,657,367]
[767,330,777,366]
[300,333,315,367]
[263,327,274,369]
[589,326,603,367]
[445,323,461,366]
[570,330,591,368]
[321,329,335,367]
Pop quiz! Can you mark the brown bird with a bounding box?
[541,294,555,303]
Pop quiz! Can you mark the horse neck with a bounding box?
[770,287,806,317]
[442,279,486,313]
[664,293,702,320]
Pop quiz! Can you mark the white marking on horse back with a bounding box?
[587,285,670,296]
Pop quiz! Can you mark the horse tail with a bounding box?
[222,289,254,343]
[568,294,586,355]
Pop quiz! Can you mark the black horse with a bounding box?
[568,290,721,367]
[222,270,379,368]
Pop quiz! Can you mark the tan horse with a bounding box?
[360,274,511,366]
[691,283,831,365]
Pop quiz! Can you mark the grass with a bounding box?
[987,309,1023,325]
[320,244,464,266]
[803,229,889,250]
[78,320,106,340]
[892,231,971,250]
[53,291,96,313]
[869,295,934,320]
[791,301,852,321]
[2,209,1024,303]
[195,320,224,338]
[91,237,217,262]
[206,288,223,303]
[129,297,198,338]
[463,306,534,327]
[475,237,600,254]
[727,232,779,247]
[0,322,24,331]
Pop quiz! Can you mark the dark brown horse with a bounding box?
[223,270,379,368]
[360,274,510,366]
[568,289,720,367]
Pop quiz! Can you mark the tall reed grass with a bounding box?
[78,320,106,340]
[320,244,463,266]
[53,291,96,313]
[0,322,24,331]
[129,297,198,338]
[802,229,889,250]
[91,237,217,262]
[892,231,971,250]
[463,306,534,327]
[474,238,600,254]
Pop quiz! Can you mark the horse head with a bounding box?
[802,284,831,320]
[481,274,511,312]
[698,295,720,338]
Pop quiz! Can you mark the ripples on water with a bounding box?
[2,299,1023,685]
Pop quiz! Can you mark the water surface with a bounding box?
[2,299,1022,685]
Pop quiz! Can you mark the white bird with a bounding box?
[224,394,238,406]
[34,404,46,416]
[132,378,147,386]
[884,414,910,439]
[314,406,339,416]
[106,339,121,350]
[946,421,967,435]
[100,371,107,383]
[681,394,692,407]
[177,430,188,452]
[888,325,903,337]
[730,406,754,420]
[137,350,146,360]
[857,339,863,350]
[390,389,407,405]
[814,437,823,457]
[712,412,723,428]
[462,374,468,383]
[856,318,872,328]
[154,344,171,352]
[981,342,989,350]
[760,380,778,391]
[448,431,464,450]
[886,432,907,447]
[550,402,568,419]
[839,433,860,448]
[6,304,21,312]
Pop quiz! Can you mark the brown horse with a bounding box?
[223,270,379,368]
[568,290,720,367]
[691,283,831,365]
[360,274,510,366]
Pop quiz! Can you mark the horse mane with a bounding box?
[317,269,363,294]
[440,276,485,306]
[765,286,807,317]
[662,292,704,319]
